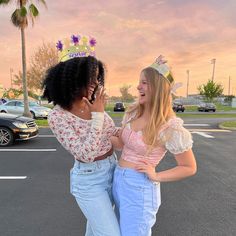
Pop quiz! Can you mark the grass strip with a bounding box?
[219,120,236,130]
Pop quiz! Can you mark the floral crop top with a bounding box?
[48,105,117,163]
[120,112,193,166]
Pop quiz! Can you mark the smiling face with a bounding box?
[137,71,151,105]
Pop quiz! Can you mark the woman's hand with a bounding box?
[136,150,196,183]
[113,127,122,137]
[83,86,106,112]
[135,160,158,182]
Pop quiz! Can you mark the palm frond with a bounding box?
[29,4,39,17]
[28,4,39,26]
[20,6,27,17]
[11,9,28,28]
[0,0,11,5]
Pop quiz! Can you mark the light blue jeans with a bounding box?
[112,165,161,236]
[70,153,121,236]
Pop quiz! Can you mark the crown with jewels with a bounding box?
[149,55,174,84]
[56,34,97,62]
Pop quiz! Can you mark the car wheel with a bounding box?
[0,110,6,113]
[30,111,36,119]
[0,127,14,146]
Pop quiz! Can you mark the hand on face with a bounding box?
[87,81,98,101]
[83,86,106,112]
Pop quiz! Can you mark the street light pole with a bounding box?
[186,70,189,97]
[211,58,216,81]
[10,68,13,88]
[228,76,231,96]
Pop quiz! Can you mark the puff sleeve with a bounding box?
[160,117,193,155]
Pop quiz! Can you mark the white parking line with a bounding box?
[189,129,231,132]
[184,124,210,127]
[191,132,214,138]
[0,149,56,152]
[0,176,27,179]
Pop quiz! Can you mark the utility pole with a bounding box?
[186,70,189,97]
[228,76,231,96]
[10,68,13,88]
[211,58,216,81]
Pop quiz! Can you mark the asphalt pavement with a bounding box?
[0,117,235,236]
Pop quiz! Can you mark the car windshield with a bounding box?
[29,102,40,107]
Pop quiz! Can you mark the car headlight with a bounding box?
[13,122,28,129]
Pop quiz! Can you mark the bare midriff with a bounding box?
[119,158,137,169]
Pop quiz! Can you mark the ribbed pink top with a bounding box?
[120,117,193,165]
[120,123,167,165]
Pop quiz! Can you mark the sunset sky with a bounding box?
[0,0,236,97]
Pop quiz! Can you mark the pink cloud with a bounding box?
[0,0,236,96]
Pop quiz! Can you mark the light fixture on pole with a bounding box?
[211,58,216,81]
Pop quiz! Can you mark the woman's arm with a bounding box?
[110,135,124,151]
[49,111,105,163]
[135,149,197,182]
[110,127,124,150]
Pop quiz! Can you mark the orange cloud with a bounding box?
[0,0,236,97]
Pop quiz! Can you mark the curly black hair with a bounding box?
[42,56,105,110]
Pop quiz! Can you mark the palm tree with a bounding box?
[0,0,46,117]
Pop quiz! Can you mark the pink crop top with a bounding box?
[120,113,193,166]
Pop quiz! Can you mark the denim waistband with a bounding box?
[115,164,160,186]
[115,164,148,179]
[74,153,117,168]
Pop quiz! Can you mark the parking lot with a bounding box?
[0,117,236,236]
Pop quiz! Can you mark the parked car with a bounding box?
[0,113,38,146]
[198,103,216,112]
[113,102,125,112]
[0,100,51,119]
[173,102,185,112]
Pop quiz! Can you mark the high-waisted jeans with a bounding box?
[112,165,161,236]
[70,153,121,236]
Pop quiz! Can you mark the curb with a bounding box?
[218,124,236,131]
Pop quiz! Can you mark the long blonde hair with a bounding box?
[125,67,175,150]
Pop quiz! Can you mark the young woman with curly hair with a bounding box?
[43,56,120,236]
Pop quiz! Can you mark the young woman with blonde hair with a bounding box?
[111,56,197,236]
